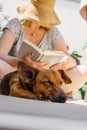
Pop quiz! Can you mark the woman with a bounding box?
[0,0,87,95]
[80,0,87,21]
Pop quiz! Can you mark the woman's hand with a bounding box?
[22,53,49,69]
[50,55,77,71]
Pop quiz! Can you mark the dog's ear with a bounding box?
[0,71,16,95]
[58,70,72,84]
[18,61,39,83]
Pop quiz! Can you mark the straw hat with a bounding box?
[80,0,87,21]
[17,0,60,28]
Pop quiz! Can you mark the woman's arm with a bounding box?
[0,29,15,54]
[0,28,20,67]
[0,18,21,54]
[0,52,21,68]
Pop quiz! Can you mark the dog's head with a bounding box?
[18,61,72,103]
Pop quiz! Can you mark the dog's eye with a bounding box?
[42,81,52,86]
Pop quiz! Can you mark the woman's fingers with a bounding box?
[50,62,66,70]
[22,53,49,69]
[30,61,49,69]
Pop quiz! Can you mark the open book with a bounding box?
[16,39,65,67]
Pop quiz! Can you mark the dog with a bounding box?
[0,61,72,103]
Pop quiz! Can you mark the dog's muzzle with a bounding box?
[51,94,67,103]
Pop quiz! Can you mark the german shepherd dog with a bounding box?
[0,61,72,103]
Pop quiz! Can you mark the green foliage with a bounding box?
[79,87,85,93]
[84,81,87,86]
[71,50,87,99]
[82,42,87,50]
[72,51,82,58]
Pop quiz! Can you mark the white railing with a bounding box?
[65,0,80,3]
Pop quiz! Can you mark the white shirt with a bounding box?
[3,18,63,56]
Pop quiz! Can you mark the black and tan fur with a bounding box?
[0,61,72,103]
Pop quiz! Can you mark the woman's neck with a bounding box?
[24,26,46,45]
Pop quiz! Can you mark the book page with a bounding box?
[40,50,65,68]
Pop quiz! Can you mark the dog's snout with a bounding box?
[58,94,67,103]
[52,94,67,103]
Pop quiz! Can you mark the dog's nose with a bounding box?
[52,94,67,103]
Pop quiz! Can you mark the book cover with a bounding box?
[16,39,43,61]
[16,39,66,68]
